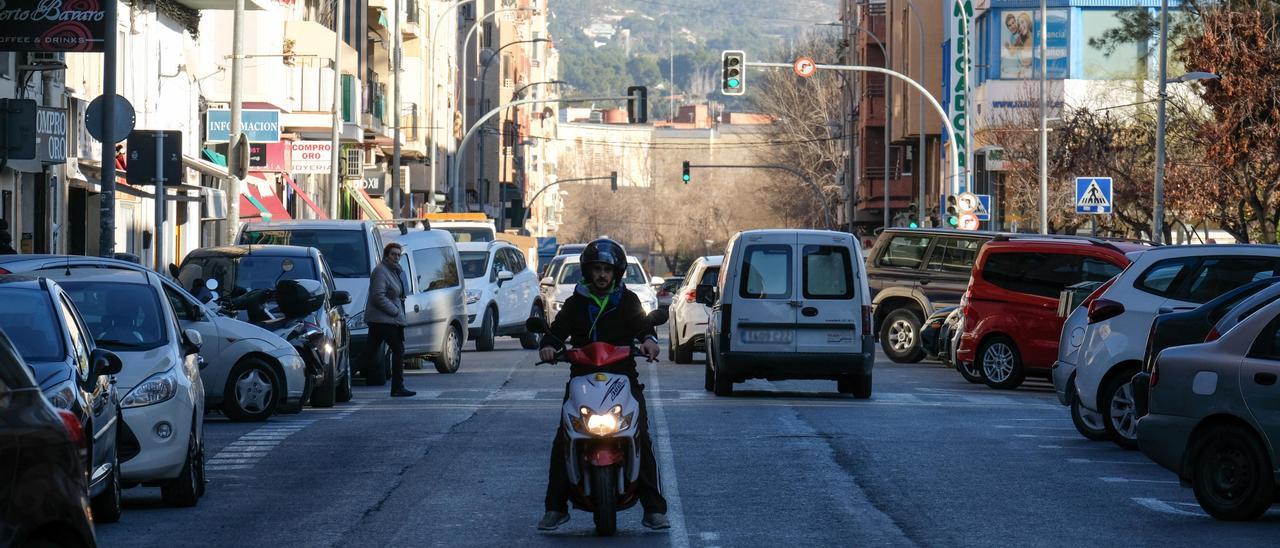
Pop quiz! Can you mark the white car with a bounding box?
[0,254,307,422]
[544,255,664,322]
[458,240,543,351]
[668,256,722,364]
[41,268,207,506]
[1075,245,1280,448]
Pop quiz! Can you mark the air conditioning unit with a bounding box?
[201,188,228,220]
[21,52,66,71]
[343,148,363,179]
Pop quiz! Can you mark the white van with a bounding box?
[698,229,873,398]
[382,227,469,374]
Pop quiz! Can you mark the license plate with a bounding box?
[741,329,793,344]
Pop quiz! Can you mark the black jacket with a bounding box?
[541,284,657,374]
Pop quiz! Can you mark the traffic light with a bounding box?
[506,199,525,228]
[722,50,745,96]
[945,195,959,227]
[681,161,691,184]
[626,86,648,124]
[610,171,618,192]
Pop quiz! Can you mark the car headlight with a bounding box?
[348,310,366,331]
[122,368,180,408]
[466,289,483,305]
[578,405,625,436]
[45,380,78,410]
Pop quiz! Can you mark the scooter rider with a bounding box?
[536,238,670,532]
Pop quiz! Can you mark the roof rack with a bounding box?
[990,233,1160,253]
[371,218,433,235]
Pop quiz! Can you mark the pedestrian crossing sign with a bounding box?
[1075,177,1112,214]
[975,194,991,221]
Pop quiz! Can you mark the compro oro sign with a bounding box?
[0,0,109,52]
[36,106,67,163]
[206,109,281,143]
[290,141,332,174]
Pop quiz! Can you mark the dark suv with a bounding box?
[865,228,1001,362]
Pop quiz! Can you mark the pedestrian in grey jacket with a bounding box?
[362,242,416,397]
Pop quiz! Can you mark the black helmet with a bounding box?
[579,238,627,280]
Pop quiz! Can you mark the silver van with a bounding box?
[699,229,874,397]
[383,228,468,373]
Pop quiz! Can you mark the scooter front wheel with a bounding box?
[590,465,618,536]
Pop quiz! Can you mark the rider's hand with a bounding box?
[640,338,660,361]
[539,347,557,362]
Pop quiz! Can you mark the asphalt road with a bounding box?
[96,329,1280,547]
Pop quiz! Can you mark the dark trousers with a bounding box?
[546,378,667,514]
[365,322,406,390]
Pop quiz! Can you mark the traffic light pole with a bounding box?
[745,61,963,204]
[685,163,833,230]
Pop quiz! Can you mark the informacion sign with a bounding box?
[206,109,281,143]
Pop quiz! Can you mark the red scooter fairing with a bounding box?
[565,342,634,368]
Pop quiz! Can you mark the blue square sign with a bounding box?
[1075,177,1112,214]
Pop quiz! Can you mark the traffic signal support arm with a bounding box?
[686,163,833,229]
[521,174,616,223]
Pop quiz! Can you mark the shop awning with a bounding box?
[346,183,391,221]
[282,174,329,219]
[240,177,292,222]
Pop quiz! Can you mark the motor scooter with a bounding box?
[526,309,666,536]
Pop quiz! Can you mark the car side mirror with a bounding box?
[90,348,123,377]
[332,291,352,307]
[498,270,515,283]
[182,328,203,355]
[540,276,554,287]
[526,317,549,334]
[695,284,717,306]
[650,276,665,287]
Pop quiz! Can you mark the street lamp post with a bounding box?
[1154,70,1218,243]
[426,0,475,210]
[475,37,549,214]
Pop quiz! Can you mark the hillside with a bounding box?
[548,0,839,119]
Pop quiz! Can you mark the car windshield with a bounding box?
[445,227,495,243]
[239,230,369,278]
[0,287,65,362]
[59,282,167,351]
[181,255,318,295]
[460,251,490,279]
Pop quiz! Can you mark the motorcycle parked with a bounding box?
[526,309,666,536]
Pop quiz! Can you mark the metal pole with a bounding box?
[391,0,402,216]
[427,0,475,212]
[154,133,165,272]
[329,0,346,219]
[1153,0,1169,244]
[98,0,118,257]
[476,38,547,214]
[228,0,244,239]
[839,25,888,230]
[457,8,523,209]
[1038,0,1048,234]
[902,0,927,224]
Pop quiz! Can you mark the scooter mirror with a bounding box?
[526,317,550,334]
[205,278,220,291]
[281,259,295,273]
[646,309,669,326]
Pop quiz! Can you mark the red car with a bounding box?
[956,236,1143,389]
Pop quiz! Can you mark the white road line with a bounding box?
[647,361,689,548]
[1132,497,1208,517]
[1013,434,1079,440]
[1100,476,1179,485]
[1068,458,1157,466]
[205,465,254,471]
[1038,445,1063,449]
[995,425,1075,430]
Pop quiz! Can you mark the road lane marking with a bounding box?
[207,418,316,474]
[1132,497,1208,517]
[1013,434,1079,439]
[1068,458,1157,466]
[995,425,1075,430]
[647,361,689,548]
[1100,476,1178,485]
[1038,445,1063,449]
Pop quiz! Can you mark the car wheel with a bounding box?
[880,309,926,363]
[713,361,734,397]
[160,429,200,507]
[704,361,715,392]
[222,358,279,422]
[365,343,389,387]
[673,336,694,365]
[980,336,1025,390]
[1102,372,1140,449]
[90,446,123,523]
[837,374,872,399]
[520,304,543,349]
[433,324,463,374]
[956,360,985,384]
[336,350,353,403]
[1191,424,1276,521]
[1070,388,1110,441]
[311,358,336,408]
[476,308,497,352]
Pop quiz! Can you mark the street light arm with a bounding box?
[522,175,613,222]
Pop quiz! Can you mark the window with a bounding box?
[444,227,494,242]
[60,282,168,352]
[925,238,981,273]
[879,235,931,269]
[739,244,792,299]
[508,248,527,273]
[623,263,647,285]
[1182,258,1280,304]
[700,266,721,287]
[460,251,489,279]
[1081,258,1123,283]
[1081,9,1148,79]
[1249,313,1280,361]
[981,252,1089,299]
[0,287,65,362]
[163,285,200,322]
[412,246,461,291]
[493,249,512,277]
[58,296,91,379]
[1136,258,1195,297]
[803,245,853,299]
[239,229,370,278]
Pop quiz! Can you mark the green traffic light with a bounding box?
[909,222,918,228]
[948,216,959,226]
[727,78,741,88]
[682,174,690,182]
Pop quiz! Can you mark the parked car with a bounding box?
[0,254,308,422]
[556,243,588,257]
[864,228,998,363]
[458,240,543,351]
[668,257,721,364]
[0,276,124,522]
[1137,296,1280,521]
[954,236,1136,389]
[1075,245,1280,449]
[538,254,569,319]
[700,229,873,397]
[38,268,207,507]
[0,329,98,547]
[238,220,383,377]
[545,254,664,323]
[1052,279,1117,441]
[180,245,352,406]
[919,306,956,361]
[384,227,468,373]
[657,276,684,311]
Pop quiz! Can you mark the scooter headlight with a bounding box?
[579,405,624,436]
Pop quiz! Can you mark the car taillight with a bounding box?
[1205,327,1221,342]
[0,267,9,274]
[56,409,86,450]
[862,305,872,337]
[1087,298,1125,324]
[685,289,696,303]
[1150,363,1160,388]
[960,291,972,318]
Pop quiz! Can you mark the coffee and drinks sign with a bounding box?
[0,0,109,52]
